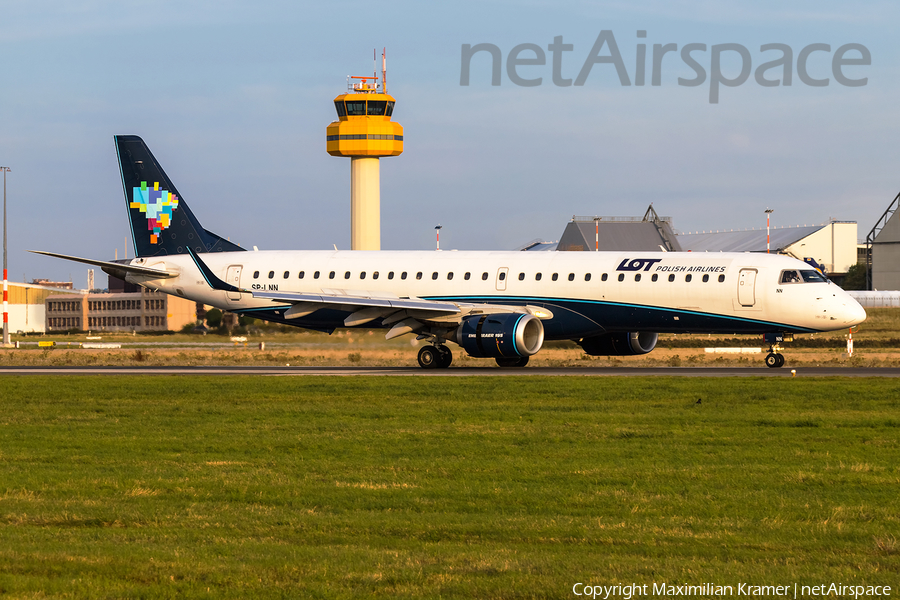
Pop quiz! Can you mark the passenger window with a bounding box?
[685,274,692,282]
[388,271,394,279]
[401,272,408,280]
[601,273,608,282]
[568,273,574,281]
[360,272,366,279]
[253,271,259,279]
[518,273,525,281]
[618,274,624,282]
[283,271,289,279]
[668,274,675,282]
[298,271,305,279]
[344,271,351,279]
[314,271,320,279]
[499,272,506,281]
[718,274,725,283]
[584,273,591,282]
[635,274,641,282]
[702,274,709,282]
[535,273,542,281]
[373,271,379,280]
[552,273,558,281]
[432,272,438,280]
[329,271,336,279]
[447,272,454,280]
[416,272,423,280]
[268,271,275,279]
[482,272,488,280]
[651,274,658,282]
[464,272,471,280]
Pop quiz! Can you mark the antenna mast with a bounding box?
[382,48,387,94]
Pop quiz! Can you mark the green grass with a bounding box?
[0,377,898,598]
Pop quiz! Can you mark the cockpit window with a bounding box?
[780,270,801,284]
[800,269,827,283]
[780,269,827,284]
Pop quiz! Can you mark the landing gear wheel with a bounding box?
[418,345,439,369]
[436,345,453,369]
[765,352,784,368]
[495,356,529,368]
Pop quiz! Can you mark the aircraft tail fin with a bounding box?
[115,135,245,258]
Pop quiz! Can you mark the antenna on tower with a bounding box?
[382,48,387,94]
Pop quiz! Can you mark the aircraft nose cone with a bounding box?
[844,299,867,326]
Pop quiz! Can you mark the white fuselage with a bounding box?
[126,249,866,339]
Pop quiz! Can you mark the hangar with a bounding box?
[678,220,858,282]
[556,206,681,252]
[866,190,900,290]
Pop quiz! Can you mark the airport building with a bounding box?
[678,220,858,280]
[557,206,681,252]
[4,281,76,333]
[867,190,900,290]
[45,288,197,333]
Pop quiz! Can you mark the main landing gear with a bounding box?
[495,356,529,368]
[763,332,792,368]
[417,344,452,369]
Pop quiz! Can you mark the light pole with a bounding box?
[2,166,10,346]
[765,208,774,254]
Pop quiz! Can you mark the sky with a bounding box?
[1,0,898,285]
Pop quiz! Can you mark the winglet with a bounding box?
[187,247,241,293]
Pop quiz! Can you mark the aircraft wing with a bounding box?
[29,250,177,279]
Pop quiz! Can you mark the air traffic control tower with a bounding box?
[327,51,403,250]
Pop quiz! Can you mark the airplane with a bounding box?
[33,135,867,369]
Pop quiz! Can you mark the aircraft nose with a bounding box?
[843,298,867,326]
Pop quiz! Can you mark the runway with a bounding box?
[1,366,899,377]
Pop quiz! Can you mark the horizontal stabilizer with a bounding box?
[29,250,176,280]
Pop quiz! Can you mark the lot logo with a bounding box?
[129,181,180,245]
[617,258,663,272]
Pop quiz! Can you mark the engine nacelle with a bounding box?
[456,313,545,358]
[579,332,658,356]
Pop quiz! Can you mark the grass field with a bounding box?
[0,376,898,598]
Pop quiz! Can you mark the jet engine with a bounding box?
[456,313,545,358]
[579,332,658,356]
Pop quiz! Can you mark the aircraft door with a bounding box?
[496,267,509,292]
[738,268,757,307]
[225,265,243,301]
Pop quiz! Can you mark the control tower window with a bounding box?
[385,101,395,116]
[367,100,387,116]
[334,101,347,118]
[346,101,366,116]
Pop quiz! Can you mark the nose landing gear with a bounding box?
[765,352,785,368]
[763,332,792,368]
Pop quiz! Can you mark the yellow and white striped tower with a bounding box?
[326,50,403,250]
